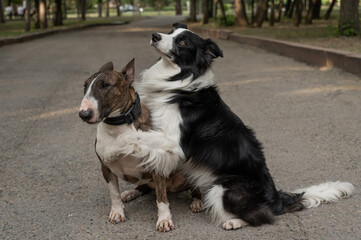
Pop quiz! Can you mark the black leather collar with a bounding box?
[103,92,141,126]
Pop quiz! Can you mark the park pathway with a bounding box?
[0,16,360,240]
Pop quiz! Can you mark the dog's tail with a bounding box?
[279,181,355,214]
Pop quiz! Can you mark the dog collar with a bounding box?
[103,92,141,126]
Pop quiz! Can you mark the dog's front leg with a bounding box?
[152,171,174,232]
[106,170,126,223]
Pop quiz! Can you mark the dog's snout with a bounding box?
[79,109,94,121]
[152,33,162,42]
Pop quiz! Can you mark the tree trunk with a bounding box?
[40,0,47,28]
[63,0,66,19]
[214,0,218,17]
[201,0,209,24]
[339,0,360,35]
[208,0,213,18]
[264,0,269,21]
[98,0,102,17]
[287,0,295,18]
[175,0,182,15]
[106,0,109,17]
[115,0,121,16]
[190,0,196,22]
[0,0,6,23]
[253,0,268,27]
[293,0,303,27]
[25,0,31,31]
[251,0,254,24]
[235,0,249,26]
[80,0,86,20]
[269,0,275,26]
[34,0,40,28]
[275,0,283,22]
[312,0,321,19]
[218,0,227,24]
[324,0,336,20]
[53,0,63,26]
[284,0,291,16]
[306,0,316,24]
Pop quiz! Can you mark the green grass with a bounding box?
[0,7,187,39]
[0,16,135,39]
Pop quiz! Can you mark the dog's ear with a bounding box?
[173,22,188,30]
[99,62,114,72]
[204,39,223,59]
[121,58,135,84]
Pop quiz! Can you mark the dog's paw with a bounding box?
[121,189,142,203]
[156,219,174,232]
[190,198,204,213]
[222,219,248,230]
[108,207,126,224]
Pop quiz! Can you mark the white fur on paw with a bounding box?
[156,219,174,232]
[121,190,142,203]
[223,219,248,230]
[108,207,126,224]
[190,198,204,213]
[156,202,174,232]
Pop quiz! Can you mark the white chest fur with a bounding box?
[96,123,148,184]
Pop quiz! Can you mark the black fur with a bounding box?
[168,30,223,81]
[167,26,304,226]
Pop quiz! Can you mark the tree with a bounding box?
[174,0,182,15]
[98,0,102,17]
[34,0,40,28]
[0,0,5,23]
[324,0,337,20]
[53,0,63,26]
[269,0,275,26]
[275,0,283,22]
[339,0,360,36]
[235,0,248,26]
[312,0,321,19]
[25,0,31,31]
[189,0,196,22]
[253,0,268,27]
[40,0,47,29]
[106,0,109,17]
[201,0,209,24]
[115,0,121,16]
[293,0,303,27]
[306,0,316,25]
[80,0,86,20]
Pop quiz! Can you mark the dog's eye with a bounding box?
[83,83,86,88]
[180,40,186,46]
[102,81,111,88]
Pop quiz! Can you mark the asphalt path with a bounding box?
[1,16,360,240]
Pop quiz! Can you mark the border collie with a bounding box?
[119,23,355,230]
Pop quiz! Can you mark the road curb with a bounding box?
[189,26,361,78]
[0,21,129,48]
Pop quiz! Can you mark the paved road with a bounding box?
[1,16,360,240]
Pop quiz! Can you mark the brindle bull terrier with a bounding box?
[79,59,204,232]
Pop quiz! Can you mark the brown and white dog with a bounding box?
[78,59,203,232]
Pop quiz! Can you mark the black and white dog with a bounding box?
[117,23,355,230]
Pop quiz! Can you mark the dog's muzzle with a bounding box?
[79,109,94,122]
[152,33,162,43]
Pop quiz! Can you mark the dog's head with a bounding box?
[79,59,135,124]
[150,23,223,75]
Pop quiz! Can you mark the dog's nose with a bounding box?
[152,33,162,42]
[79,109,94,121]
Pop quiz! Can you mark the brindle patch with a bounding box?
[123,174,140,184]
[152,171,169,204]
[134,103,152,131]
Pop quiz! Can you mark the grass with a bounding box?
[192,7,361,54]
[0,16,135,39]
[0,7,188,39]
